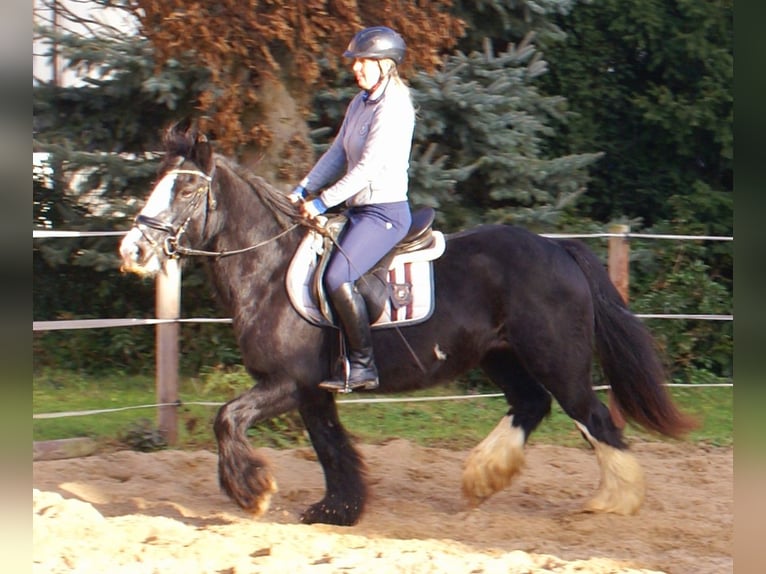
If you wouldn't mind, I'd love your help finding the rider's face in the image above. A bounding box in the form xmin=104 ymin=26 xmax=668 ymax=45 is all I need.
xmin=352 ymin=58 xmax=382 ymax=91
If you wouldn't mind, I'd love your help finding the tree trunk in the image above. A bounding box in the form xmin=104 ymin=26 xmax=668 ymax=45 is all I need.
xmin=239 ymin=74 xmax=315 ymax=189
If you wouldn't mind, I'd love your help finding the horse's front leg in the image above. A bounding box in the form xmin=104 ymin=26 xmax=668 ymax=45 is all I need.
xmin=213 ymin=380 xmax=299 ymax=516
xmin=297 ymin=387 xmax=367 ymax=526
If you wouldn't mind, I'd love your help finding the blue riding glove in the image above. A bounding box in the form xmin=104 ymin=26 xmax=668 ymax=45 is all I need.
xmin=302 ymin=196 xmax=328 ymax=219
xmin=288 ymin=185 xmax=307 ymax=205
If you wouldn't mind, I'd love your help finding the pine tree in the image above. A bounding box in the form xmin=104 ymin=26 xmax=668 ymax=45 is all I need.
xmin=541 ymin=0 xmax=733 ymax=229
xmin=452 ymin=0 xmax=580 ymax=50
xmin=33 ymin=1 xmax=210 ymax=372
xmin=409 ymin=36 xmax=602 ymax=230
xmin=34 ymin=1 xmax=207 ymax=267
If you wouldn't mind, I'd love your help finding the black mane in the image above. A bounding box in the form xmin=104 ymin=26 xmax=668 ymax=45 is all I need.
xmin=214 ymin=155 xmax=297 ymax=228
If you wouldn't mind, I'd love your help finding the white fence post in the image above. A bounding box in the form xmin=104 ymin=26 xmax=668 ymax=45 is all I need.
xmin=155 ymin=258 xmax=180 ymax=444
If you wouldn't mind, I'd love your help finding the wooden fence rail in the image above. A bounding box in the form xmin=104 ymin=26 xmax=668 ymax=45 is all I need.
xmin=34 ymin=225 xmax=734 ymax=445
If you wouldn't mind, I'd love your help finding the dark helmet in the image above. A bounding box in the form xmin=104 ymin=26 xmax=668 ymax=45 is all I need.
xmin=343 ymin=26 xmax=406 ymax=65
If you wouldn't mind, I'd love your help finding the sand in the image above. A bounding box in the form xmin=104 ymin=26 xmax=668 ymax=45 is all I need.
xmin=33 ymin=438 xmax=732 ymax=573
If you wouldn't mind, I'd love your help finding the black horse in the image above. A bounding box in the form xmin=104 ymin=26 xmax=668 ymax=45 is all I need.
xmin=119 ymin=120 xmax=694 ymax=526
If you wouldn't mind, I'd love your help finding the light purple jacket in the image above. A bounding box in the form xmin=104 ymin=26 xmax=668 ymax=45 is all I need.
xmin=301 ymin=81 xmax=415 ymax=208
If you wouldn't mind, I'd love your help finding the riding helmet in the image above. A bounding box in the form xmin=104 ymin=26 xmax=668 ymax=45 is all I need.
xmin=343 ymin=26 xmax=406 ymax=65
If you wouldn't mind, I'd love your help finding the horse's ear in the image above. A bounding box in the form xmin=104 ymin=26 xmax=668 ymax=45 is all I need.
xmin=192 ymin=132 xmax=215 ymax=174
xmin=164 ymin=117 xmax=197 ymax=150
xmin=172 ymin=117 xmax=195 ymax=138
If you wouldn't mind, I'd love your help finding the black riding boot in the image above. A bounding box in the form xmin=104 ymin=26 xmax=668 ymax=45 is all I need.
xmin=319 ymin=282 xmax=379 ymax=392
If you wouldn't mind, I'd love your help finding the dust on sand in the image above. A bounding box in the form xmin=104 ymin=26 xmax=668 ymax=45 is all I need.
xmin=33 ymin=439 xmax=732 ymax=573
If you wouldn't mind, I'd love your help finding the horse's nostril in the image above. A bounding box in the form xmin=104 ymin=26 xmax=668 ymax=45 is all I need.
xmin=119 ymin=244 xmax=136 ymax=264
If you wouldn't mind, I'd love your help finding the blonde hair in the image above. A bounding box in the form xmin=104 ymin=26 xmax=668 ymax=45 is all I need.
xmin=385 ymin=61 xmax=416 ymax=111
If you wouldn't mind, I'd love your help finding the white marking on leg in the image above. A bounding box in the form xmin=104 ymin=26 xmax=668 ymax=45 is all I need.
xmin=462 ymin=415 xmax=526 ymax=507
xmin=574 ymin=420 xmax=645 ymax=515
xmin=433 ymin=344 xmax=447 ymax=360
xmin=250 ymin=474 xmax=278 ymax=518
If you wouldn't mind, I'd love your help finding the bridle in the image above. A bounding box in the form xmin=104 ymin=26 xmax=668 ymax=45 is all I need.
xmin=134 ymin=165 xmax=299 ymax=258
xmin=134 ymin=168 xmax=213 ymax=256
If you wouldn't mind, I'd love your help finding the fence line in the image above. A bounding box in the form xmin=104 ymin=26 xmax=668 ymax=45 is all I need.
xmin=33 ymin=317 xmax=232 ymax=331
xmin=33 ymin=230 xmax=126 ymax=238
xmin=34 ymin=229 xmax=735 ymax=241
xmin=32 ymin=382 xmax=734 ymax=420
xmin=32 ymin=228 xmax=734 ymax=332
xmin=32 ymin=312 xmax=732 ymax=332
xmin=33 ymin=227 xmax=734 ymax=437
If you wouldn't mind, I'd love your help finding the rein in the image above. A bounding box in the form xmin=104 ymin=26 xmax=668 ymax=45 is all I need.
xmin=171 ymin=225 xmax=298 ymax=258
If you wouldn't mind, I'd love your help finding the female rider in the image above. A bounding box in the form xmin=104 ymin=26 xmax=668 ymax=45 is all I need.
xmin=290 ymin=26 xmax=415 ymax=392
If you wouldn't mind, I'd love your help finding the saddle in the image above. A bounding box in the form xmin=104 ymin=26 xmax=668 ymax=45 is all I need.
xmin=285 ymin=207 xmax=446 ymax=329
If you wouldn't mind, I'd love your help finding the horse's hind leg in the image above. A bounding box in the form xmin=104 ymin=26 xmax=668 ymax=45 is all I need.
xmin=297 ymin=387 xmax=367 ymax=526
xmin=552 ymin=380 xmax=645 ymax=515
xmin=214 ymin=380 xmax=299 ymax=516
xmin=462 ymin=349 xmax=552 ymax=507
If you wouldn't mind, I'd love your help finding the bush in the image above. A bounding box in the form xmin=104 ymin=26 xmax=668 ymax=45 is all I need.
xmin=631 ymin=239 xmax=732 ymax=382
xmin=119 ymin=419 xmax=168 ymax=452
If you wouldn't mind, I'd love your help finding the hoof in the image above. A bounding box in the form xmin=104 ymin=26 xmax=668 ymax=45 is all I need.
xmin=581 ymin=448 xmax=645 ymax=516
xmin=219 ymin=458 xmax=278 ymax=517
xmin=582 ymin=485 xmax=643 ymax=516
xmin=242 ymin=475 xmax=278 ymax=517
xmin=300 ymin=497 xmax=363 ymax=526
xmin=575 ymin=421 xmax=645 ymax=516
xmin=462 ymin=415 xmax=526 ymax=507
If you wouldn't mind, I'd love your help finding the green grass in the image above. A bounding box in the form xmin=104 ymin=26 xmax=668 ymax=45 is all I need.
xmin=33 ymin=369 xmax=218 ymax=450
xmin=33 ymin=368 xmax=733 ymax=452
xmin=341 ymin=383 xmax=733 ymax=449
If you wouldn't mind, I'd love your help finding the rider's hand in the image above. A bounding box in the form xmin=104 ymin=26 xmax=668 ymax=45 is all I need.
xmin=301 ymin=197 xmax=328 ymax=220
xmin=288 ymin=185 xmax=307 ymax=205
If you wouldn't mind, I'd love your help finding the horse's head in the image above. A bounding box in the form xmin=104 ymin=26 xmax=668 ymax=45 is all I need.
xmin=119 ymin=119 xmax=217 ymax=277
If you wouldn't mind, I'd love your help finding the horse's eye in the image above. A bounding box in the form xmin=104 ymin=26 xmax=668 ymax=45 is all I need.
xmin=178 ymin=185 xmax=196 ymax=198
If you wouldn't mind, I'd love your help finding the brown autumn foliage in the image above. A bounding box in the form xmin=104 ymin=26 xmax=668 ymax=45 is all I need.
xmin=129 ymin=1 xmax=464 ymax=181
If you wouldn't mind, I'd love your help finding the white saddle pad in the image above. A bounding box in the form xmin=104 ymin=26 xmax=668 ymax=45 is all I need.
xmin=285 ymin=230 xmax=446 ymax=329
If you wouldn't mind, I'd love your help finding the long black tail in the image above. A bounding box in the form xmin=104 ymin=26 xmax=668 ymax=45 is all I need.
xmin=559 ymin=239 xmax=697 ymax=439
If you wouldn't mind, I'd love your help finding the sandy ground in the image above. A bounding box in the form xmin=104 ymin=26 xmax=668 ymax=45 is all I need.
xmin=33 ymin=438 xmax=732 ymax=573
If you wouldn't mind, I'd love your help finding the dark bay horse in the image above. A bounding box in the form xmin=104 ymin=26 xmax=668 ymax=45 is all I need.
xmin=119 ymin=120 xmax=695 ymax=526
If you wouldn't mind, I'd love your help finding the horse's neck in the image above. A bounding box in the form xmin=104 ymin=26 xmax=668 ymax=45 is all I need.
xmin=206 ymin=169 xmax=300 ymax=321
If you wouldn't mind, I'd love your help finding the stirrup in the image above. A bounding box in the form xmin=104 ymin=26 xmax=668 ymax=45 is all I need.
xmin=318 ymin=378 xmax=371 ymax=393
xmin=319 ymin=348 xmax=354 ymax=393
xmin=319 ymin=376 xmax=378 ymax=393
xmin=318 ymin=353 xmax=378 ymax=393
